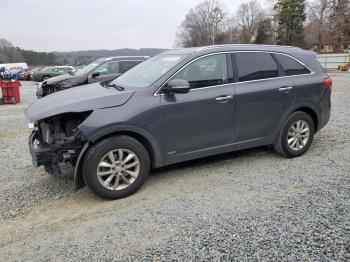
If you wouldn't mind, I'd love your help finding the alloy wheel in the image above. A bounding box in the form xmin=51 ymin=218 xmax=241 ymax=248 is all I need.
xmin=96 ymin=149 xmax=140 ymax=190
xmin=287 ymin=120 xmax=310 ymax=151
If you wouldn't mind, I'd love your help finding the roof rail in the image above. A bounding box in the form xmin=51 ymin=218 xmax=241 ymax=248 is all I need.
xmin=105 ymin=56 xmax=150 ymax=60
xmin=196 ymin=44 xmax=302 ymax=52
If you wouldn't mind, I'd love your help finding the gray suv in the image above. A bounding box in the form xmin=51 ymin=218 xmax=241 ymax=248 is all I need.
xmin=26 ymin=45 xmax=332 ymax=199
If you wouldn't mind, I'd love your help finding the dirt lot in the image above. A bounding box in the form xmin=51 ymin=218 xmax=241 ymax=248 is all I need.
xmin=0 ymin=74 xmax=349 ymax=261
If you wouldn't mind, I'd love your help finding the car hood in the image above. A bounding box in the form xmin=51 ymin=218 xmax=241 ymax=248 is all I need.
xmin=42 ymin=74 xmax=87 ymax=88
xmin=26 ymin=83 xmax=135 ymax=122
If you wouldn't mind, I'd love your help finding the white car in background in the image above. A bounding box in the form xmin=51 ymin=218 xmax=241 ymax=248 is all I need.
xmin=0 ymin=62 xmax=28 ymax=80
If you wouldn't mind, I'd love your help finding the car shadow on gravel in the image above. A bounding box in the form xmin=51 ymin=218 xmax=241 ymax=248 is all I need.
xmin=0 ymin=145 xmax=279 ymax=220
xmin=150 ymin=145 xmax=276 ymax=177
xmin=44 ymin=145 xmax=276 ymax=183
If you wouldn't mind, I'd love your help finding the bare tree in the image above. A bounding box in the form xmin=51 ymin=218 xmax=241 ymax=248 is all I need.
xmin=175 ymin=0 xmax=227 ymax=47
xmin=223 ymin=16 xmax=241 ymax=43
xmin=207 ymin=5 xmax=225 ymax=44
xmin=308 ymin=0 xmax=332 ymax=46
xmin=328 ymin=0 xmax=350 ymax=47
xmin=236 ymin=0 xmax=265 ymax=43
xmin=175 ymin=0 xmax=349 ymax=49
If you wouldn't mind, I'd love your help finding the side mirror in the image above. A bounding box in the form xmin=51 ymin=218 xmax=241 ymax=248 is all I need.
xmin=91 ymin=72 xmax=100 ymax=78
xmin=162 ymin=79 xmax=190 ymax=94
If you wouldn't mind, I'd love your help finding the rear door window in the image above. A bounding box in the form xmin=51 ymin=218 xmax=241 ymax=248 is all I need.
xmin=172 ymin=54 xmax=228 ymax=89
xmin=275 ymin=53 xmax=311 ymax=76
xmin=235 ymin=52 xmax=279 ymax=82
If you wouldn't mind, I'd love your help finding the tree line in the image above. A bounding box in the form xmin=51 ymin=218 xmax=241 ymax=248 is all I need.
xmin=0 ymin=46 xmax=59 ymax=65
xmin=175 ymin=0 xmax=350 ymax=51
xmin=0 ymin=43 xmax=167 ymax=66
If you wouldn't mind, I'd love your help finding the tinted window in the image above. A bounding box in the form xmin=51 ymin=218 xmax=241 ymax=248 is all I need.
xmin=235 ymin=53 xmax=279 ymax=82
xmin=275 ymin=54 xmax=310 ymax=76
xmin=119 ymin=61 xmax=142 ymax=74
xmin=57 ymin=68 xmax=70 ymax=73
xmin=173 ymin=54 xmax=228 ymax=89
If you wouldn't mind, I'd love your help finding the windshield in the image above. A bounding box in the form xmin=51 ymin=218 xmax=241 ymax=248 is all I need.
xmin=74 ymin=58 xmax=104 ymax=76
xmin=110 ymin=54 xmax=187 ymax=89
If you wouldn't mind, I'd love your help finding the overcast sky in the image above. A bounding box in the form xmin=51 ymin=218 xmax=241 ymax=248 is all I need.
xmin=1 ymin=0 xmax=250 ymax=52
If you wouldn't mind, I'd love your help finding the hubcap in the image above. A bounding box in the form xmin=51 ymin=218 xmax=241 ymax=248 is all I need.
xmin=97 ymin=149 xmax=140 ymax=190
xmin=287 ymin=120 xmax=310 ymax=151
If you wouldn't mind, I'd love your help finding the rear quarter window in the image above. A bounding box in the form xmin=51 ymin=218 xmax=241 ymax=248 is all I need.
xmin=275 ymin=53 xmax=311 ymax=76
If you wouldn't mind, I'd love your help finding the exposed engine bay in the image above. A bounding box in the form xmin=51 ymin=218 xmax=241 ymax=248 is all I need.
xmin=29 ymin=112 xmax=91 ymax=175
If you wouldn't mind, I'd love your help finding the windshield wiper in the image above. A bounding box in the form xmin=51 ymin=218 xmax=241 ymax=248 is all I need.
xmin=106 ymin=83 xmax=125 ymax=91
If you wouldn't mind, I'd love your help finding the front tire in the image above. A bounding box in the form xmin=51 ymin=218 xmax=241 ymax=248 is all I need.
xmin=274 ymin=111 xmax=315 ymax=158
xmin=83 ymin=136 xmax=150 ymax=200
xmin=41 ymin=75 xmax=50 ymax=81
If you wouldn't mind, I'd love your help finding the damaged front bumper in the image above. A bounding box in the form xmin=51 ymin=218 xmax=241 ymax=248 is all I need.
xmin=29 ymin=131 xmax=52 ymax=168
xmin=28 ymin=127 xmax=83 ymax=176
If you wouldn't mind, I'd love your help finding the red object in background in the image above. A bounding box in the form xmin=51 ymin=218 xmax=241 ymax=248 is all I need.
xmin=0 ymin=80 xmax=21 ymax=104
xmin=20 ymin=70 xmax=31 ymax=81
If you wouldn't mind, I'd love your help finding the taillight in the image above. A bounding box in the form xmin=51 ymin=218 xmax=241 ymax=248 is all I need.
xmin=323 ymin=78 xmax=332 ymax=90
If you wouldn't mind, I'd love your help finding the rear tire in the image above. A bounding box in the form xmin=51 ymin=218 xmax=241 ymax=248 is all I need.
xmin=83 ymin=135 xmax=150 ymax=200
xmin=274 ymin=111 xmax=315 ymax=158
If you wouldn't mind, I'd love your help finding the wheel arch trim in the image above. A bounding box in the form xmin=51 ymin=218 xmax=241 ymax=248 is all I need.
xmin=277 ymin=103 xmax=320 ymax=137
xmin=74 ymin=125 xmax=164 ymax=190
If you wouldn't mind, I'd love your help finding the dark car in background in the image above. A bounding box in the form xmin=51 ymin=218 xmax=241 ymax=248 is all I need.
xmin=20 ymin=68 xmax=40 ymax=81
xmin=36 ymin=56 xmax=149 ymax=97
xmin=19 ymin=69 xmax=32 ymax=81
xmin=26 ymin=45 xmax=331 ymax=200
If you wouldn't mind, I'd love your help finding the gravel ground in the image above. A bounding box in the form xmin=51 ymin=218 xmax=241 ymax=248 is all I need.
xmin=0 ymin=74 xmax=349 ymax=261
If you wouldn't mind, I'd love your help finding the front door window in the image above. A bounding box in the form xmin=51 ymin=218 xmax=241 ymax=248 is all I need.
xmin=172 ymin=54 xmax=228 ymax=89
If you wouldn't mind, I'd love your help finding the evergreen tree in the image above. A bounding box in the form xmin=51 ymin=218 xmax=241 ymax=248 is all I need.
xmin=255 ymin=18 xmax=274 ymax=44
xmin=21 ymin=49 xmax=58 ymax=65
xmin=273 ymin=0 xmax=306 ymax=47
